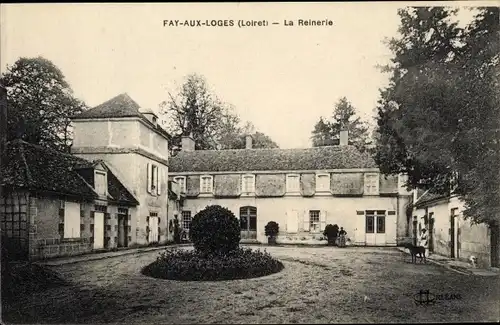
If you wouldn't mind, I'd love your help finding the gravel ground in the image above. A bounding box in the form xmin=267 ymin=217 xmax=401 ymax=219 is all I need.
xmin=2 ymin=246 xmax=499 ymax=324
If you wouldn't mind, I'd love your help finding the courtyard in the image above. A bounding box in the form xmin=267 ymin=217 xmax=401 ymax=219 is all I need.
xmin=2 ymin=245 xmax=499 ymax=324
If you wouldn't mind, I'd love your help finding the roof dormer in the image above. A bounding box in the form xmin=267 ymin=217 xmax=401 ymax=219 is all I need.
xmin=141 ymin=108 xmax=158 ymax=127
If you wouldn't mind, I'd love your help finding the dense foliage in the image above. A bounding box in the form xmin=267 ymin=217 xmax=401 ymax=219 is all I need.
xmin=323 ymin=224 xmax=339 ymax=245
xmin=374 ymin=7 xmax=500 ymax=225
xmin=264 ymin=221 xmax=280 ymax=237
xmin=1 ymin=57 xmax=87 ymax=152
xmin=189 ymin=205 xmax=241 ymax=254
xmin=143 ymin=248 xmax=284 ymax=281
xmin=311 ymin=97 xmax=370 ymax=151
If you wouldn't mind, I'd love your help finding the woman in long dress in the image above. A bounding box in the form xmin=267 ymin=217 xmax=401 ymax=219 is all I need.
xmin=338 ymin=227 xmax=347 ymax=248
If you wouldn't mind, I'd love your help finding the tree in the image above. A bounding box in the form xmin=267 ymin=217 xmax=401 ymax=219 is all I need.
xmin=161 ymin=74 xmax=279 ymax=151
xmin=311 ymin=97 xmax=370 ymax=151
xmin=160 ymin=73 xmax=223 ymax=150
xmin=218 ymin=120 xmax=279 ymax=149
xmin=374 ymin=7 xmax=500 ymax=225
xmin=1 ymin=57 xmax=87 ymax=152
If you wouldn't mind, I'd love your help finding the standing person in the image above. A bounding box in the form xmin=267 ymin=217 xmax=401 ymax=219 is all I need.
xmin=339 ymin=227 xmax=347 ymax=248
xmin=419 ymin=228 xmax=428 ymax=257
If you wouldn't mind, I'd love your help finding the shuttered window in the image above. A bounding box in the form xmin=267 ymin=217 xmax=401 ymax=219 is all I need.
xmin=241 ymin=174 xmax=255 ymax=193
xmin=316 ymin=174 xmax=330 ymax=191
xmin=174 ymin=176 xmax=186 ymax=193
xmin=147 ymin=163 xmax=161 ymax=195
xmin=94 ymin=171 xmax=107 ymax=196
xmin=286 ymin=174 xmax=300 ymax=193
xmin=364 ymin=173 xmax=379 ymax=195
xmin=200 ymin=175 xmax=213 ymax=193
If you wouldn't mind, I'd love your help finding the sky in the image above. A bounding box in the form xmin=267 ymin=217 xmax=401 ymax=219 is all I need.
xmin=0 ymin=2 xmax=483 ymax=149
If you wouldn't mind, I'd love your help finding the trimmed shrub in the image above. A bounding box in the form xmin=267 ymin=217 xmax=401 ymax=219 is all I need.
xmin=142 ymin=247 xmax=284 ymax=281
xmin=265 ymin=221 xmax=279 ymax=237
xmin=189 ymin=205 xmax=241 ymax=254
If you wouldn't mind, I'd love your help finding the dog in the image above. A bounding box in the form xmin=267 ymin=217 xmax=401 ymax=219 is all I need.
xmin=469 ymin=255 xmax=478 ymax=268
xmin=403 ymin=243 xmax=426 ymax=264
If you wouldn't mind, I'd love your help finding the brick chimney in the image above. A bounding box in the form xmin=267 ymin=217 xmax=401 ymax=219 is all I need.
xmin=339 ymin=130 xmax=348 ymax=146
xmin=181 ymin=133 xmax=195 ymax=152
xmin=245 ymin=134 xmax=253 ymax=149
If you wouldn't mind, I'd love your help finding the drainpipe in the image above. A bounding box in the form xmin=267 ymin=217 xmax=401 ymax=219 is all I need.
xmin=396 ymin=194 xmax=400 ymax=245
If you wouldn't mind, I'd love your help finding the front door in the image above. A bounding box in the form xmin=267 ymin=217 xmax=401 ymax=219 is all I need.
xmin=240 ymin=206 xmax=257 ymax=240
xmin=93 ymin=212 xmax=104 ymax=250
xmin=365 ymin=211 xmax=386 ymax=246
xmin=117 ymin=211 xmax=128 ymax=248
xmin=148 ymin=216 xmax=159 ymax=244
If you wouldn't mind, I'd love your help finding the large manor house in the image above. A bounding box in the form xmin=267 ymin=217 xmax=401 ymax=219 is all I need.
xmin=1 ymin=92 xmax=497 ymax=268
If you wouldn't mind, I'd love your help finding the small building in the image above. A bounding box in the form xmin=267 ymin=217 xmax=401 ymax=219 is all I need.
xmin=0 ymin=140 xmax=138 ymax=261
xmin=71 ymin=93 xmax=171 ymax=246
xmin=412 ymin=190 xmax=500 ymax=268
xmin=169 ymin=132 xmax=412 ymax=246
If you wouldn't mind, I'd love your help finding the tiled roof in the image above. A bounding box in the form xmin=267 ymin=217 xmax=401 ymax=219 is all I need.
xmin=72 ymin=93 xmax=171 ymax=139
xmin=73 ymin=93 xmax=143 ymax=119
xmin=1 ymin=140 xmax=138 ymax=205
xmin=1 ymin=140 xmax=97 ymax=198
xmin=107 ymin=170 xmax=139 ymax=205
xmin=416 ymin=190 xmax=448 ymax=206
xmin=169 ymin=145 xmax=378 ymax=173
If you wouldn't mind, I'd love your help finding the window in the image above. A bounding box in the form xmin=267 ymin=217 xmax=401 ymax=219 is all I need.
xmin=94 ymin=171 xmax=107 ymax=196
xmin=309 ymin=210 xmax=320 ymax=232
xmin=364 ymin=173 xmax=379 ymax=195
xmin=316 ymin=174 xmax=330 ymax=191
xmin=63 ymin=201 xmax=81 ymax=239
xmin=174 ymin=176 xmax=186 ymax=193
xmin=366 ymin=215 xmax=375 ymax=233
xmin=147 ymin=163 xmax=161 ymax=195
xmin=200 ymin=175 xmax=213 ymax=193
xmin=181 ymin=211 xmax=192 ymax=230
xmin=365 ymin=210 xmax=385 ymax=234
xmin=241 ymin=174 xmax=255 ymax=193
xmin=286 ymin=174 xmax=300 ymax=193
xmin=377 ymin=216 xmax=386 ymax=233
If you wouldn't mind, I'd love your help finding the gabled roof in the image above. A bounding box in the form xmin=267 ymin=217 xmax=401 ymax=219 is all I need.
xmin=1 ymin=140 xmax=138 ymax=205
xmin=169 ymin=145 xmax=378 ymax=173
xmin=1 ymin=140 xmax=97 ymax=198
xmin=73 ymin=93 xmax=143 ymax=119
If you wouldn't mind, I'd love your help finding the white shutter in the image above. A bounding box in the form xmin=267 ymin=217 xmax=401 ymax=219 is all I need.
xmin=147 ymin=163 xmax=152 ymax=193
xmin=156 ymin=167 xmax=162 ymax=195
xmin=288 ymin=210 xmax=298 ymax=233
xmin=303 ymin=210 xmax=310 ymax=231
xmin=320 ymin=210 xmax=327 ymax=231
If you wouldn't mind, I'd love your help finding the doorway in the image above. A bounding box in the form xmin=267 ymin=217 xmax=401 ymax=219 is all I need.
xmin=148 ymin=212 xmax=159 ymax=244
xmin=117 ymin=208 xmax=128 ymax=248
xmin=93 ymin=212 xmax=105 ymax=250
xmin=428 ymin=212 xmax=434 ymax=253
xmin=365 ymin=210 xmax=386 ymax=245
xmin=491 ymin=223 xmax=499 ymax=268
xmin=240 ymin=206 xmax=257 ymax=240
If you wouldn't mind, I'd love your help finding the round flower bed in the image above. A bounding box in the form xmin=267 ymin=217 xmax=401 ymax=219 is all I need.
xmin=142 ymin=247 xmax=284 ymax=281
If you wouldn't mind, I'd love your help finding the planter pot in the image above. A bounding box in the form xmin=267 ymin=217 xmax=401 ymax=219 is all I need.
xmin=326 ymin=237 xmax=338 ymax=246
xmin=268 ymin=236 xmax=277 ymax=245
